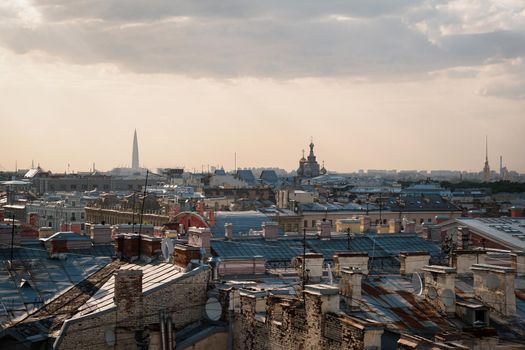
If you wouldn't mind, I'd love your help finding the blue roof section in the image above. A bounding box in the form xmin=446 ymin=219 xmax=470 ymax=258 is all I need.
xmin=260 ymin=170 xmax=278 ymax=184
xmin=210 ymin=211 xmax=282 ymax=237
xmin=306 ymin=236 xmax=388 ymax=259
xmin=211 ymin=234 xmax=442 ymax=263
xmin=235 ymin=170 xmax=256 ymax=183
xmin=211 ymin=239 xmax=309 ymax=262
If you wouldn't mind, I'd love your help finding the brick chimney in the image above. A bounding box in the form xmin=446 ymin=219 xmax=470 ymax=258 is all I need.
xmin=115 ymin=269 xmax=144 ymax=342
xmin=172 ymin=244 xmax=202 ymax=269
xmin=304 ymin=284 xmax=340 ymax=314
xmin=187 ymin=227 xmax=212 ymax=256
xmin=422 ymin=265 xmax=457 ymax=315
xmin=262 ymin=222 xmax=279 ymax=240
xmin=224 ymin=223 xmax=233 ymax=240
xmin=316 ymin=219 xmax=331 ymax=239
xmin=399 ymin=252 xmax=430 ymax=275
xmin=339 ymin=267 xmax=363 ymax=309
xmin=471 ymin=264 xmax=516 ymax=317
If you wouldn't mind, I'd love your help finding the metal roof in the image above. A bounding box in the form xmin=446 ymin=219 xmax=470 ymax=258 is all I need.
xmin=457 ymin=217 xmax=525 ymax=251
xmin=211 ymin=234 xmax=441 ymax=265
xmin=76 ymin=262 xmax=187 ymax=316
xmin=212 ymin=238 xmax=310 ymax=262
xmin=210 ymin=211 xmax=281 ymax=237
xmin=0 ymin=252 xmax=111 ymax=326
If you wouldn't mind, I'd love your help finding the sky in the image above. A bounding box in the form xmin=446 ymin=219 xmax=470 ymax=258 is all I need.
xmin=0 ymin=0 xmax=524 ymax=174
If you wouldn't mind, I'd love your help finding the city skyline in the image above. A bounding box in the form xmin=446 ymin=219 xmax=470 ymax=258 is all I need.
xmin=1 ymin=1 xmax=524 ymax=173
xmin=1 ymin=130 xmax=521 ymax=175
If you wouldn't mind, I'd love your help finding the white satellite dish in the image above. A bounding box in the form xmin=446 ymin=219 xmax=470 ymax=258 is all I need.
xmin=411 ymin=272 xmax=424 ymax=296
xmin=161 ymin=238 xmax=174 ymax=262
xmin=205 ymin=297 xmax=222 ymax=321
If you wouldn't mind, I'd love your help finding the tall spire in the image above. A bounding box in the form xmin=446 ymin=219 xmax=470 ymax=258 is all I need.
xmin=132 ymin=129 xmax=139 ymax=169
xmin=483 ymin=135 xmax=490 ymax=182
xmin=485 ymin=135 xmax=488 ymax=162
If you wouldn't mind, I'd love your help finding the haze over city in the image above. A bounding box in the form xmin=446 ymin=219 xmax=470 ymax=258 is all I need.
xmin=1 ymin=0 xmax=525 ymax=173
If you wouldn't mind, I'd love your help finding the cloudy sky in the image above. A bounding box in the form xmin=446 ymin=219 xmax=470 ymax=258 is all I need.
xmin=0 ymin=0 xmax=524 ymax=173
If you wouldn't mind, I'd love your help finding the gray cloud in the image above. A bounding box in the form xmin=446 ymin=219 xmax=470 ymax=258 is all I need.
xmin=0 ymin=0 xmax=524 ymax=98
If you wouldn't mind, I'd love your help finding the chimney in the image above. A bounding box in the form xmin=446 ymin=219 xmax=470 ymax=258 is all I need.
xmin=187 ymin=227 xmax=212 ymax=256
xmin=399 ymin=252 xmax=430 ymax=275
xmin=316 ymin=219 xmax=331 ymax=239
xmin=422 ymin=265 xmax=457 ymax=315
xmin=339 ymin=267 xmax=363 ymax=309
xmin=511 ymin=252 xmax=525 ymax=276
xmin=458 ymin=227 xmax=471 ymax=250
xmin=172 ymin=244 xmax=202 ymax=269
xmin=304 ymin=284 xmax=340 ymax=314
xmin=404 ymin=221 xmax=416 ymax=234
xmin=115 ymin=269 xmax=144 ymax=333
xmin=262 ymin=222 xmax=279 ymax=240
xmin=295 ymin=253 xmax=324 ymax=283
xmin=471 ymin=264 xmax=516 ymax=317
xmin=360 ymin=216 xmax=371 ymax=233
xmin=224 ymin=223 xmax=233 ymax=240
xmin=450 ymin=250 xmax=487 ymax=275
xmin=388 ymin=219 xmax=401 ymax=233
xmin=333 ymin=252 xmax=369 ymax=276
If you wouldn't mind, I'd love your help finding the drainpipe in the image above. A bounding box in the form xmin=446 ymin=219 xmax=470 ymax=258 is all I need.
xmin=167 ymin=314 xmax=174 ymax=350
xmin=159 ymin=310 xmax=166 ymax=350
xmin=227 ymin=292 xmax=234 ymax=350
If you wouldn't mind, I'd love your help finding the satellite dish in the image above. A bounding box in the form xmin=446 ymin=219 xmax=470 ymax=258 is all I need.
xmin=411 ymin=272 xmax=423 ymax=296
xmin=442 ymin=289 xmax=455 ymax=307
xmin=161 ymin=238 xmax=174 ymax=262
xmin=105 ymin=329 xmax=116 ymax=346
xmin=205 ymin=297 xmax=222 ymax=321
xmin=427 ymin=286 xmax=437 ymax=300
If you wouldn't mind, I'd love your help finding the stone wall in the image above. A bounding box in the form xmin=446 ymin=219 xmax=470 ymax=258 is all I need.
xmin=232 ymin=284 xmax=383 ymax=350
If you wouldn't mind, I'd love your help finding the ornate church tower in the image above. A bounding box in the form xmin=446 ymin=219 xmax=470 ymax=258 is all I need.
xmin=297 ymin=139 xmax=321 ymax=178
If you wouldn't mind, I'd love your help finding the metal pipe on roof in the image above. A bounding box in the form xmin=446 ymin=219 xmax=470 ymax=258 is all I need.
xmin=167 ymin=314 xmax=174 ymax=350
xmin=159 ymin=310 xmax=166 ymax=350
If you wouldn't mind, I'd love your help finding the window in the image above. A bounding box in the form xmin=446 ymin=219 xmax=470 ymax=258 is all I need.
xmin=103 ymin=184 xmax=109 ymax=190
xmin=70 ymin=184 xmax=77 ymax=190
xmin=311 ymin=220 xmax=316 ymax=228
xmin=427 ymin=218 xmax=432 ymax=223
xmin=82 ymin=184 xmax=88 ymax=190
xmin=81 ymin=213 xmax=85 ymax=219
xmin=304 ymin=220 xmax=308 ymax=228
xmin=128 ymin=184 xmax=133 ymax=190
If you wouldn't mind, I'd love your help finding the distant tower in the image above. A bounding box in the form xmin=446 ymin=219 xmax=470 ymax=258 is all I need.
xmin=132 ymin=129 xmax=139 ymax=169
xmin=483 ymin=136 xmax=490 ymax=182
